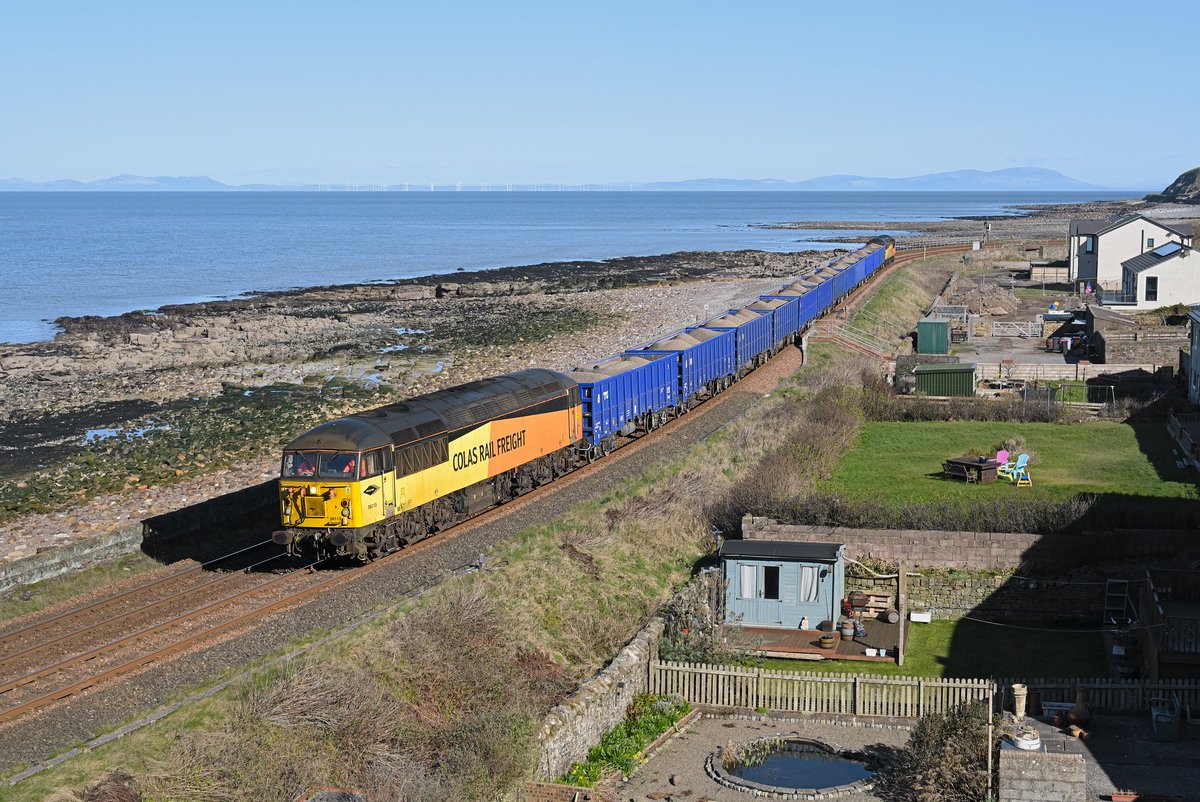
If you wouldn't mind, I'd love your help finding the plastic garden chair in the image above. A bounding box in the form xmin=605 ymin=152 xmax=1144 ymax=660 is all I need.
xmin=998 ymin=453 xmax=1026 ymax=481
xmin=1012 ymin=455 xmax=1033 ymax=487
xmin=994 ymin=449 xmax=1010 ymax=469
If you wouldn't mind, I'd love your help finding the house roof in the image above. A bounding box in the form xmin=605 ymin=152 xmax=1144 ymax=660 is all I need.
xmin=1069 ymin=219 xmax=1109 ymax=237
xmin=718 ymin=539 xmax=843 ymax=563
xmin=1121 ymin=243 xmax=1195 ymax=275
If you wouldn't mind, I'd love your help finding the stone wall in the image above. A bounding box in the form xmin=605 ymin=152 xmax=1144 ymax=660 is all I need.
xmin=742 ymin=516 xmax=1200 ymax=572
xmin=1095 ymin=330 xmax=1187 ymax=366
xmin=0 ymin=524 xmax=142 ymax=592
xmin=998 ymin=749 xmax=1087 ymax=802
xmin=847 ymin=572 xmax=1104 ymax=624
xmin=535 ymin=618 xmax=664 ymax=781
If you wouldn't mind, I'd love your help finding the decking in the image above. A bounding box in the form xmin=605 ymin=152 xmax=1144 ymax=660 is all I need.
xmin=732 ymin=617 xmax=907 ymax=663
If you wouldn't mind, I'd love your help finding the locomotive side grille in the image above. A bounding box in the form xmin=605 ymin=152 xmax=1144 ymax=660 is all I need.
xmin=303 ymin=496 xmax=327 ymax=519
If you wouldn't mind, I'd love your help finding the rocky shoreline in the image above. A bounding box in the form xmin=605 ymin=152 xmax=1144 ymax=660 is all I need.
xmin=0 ymin=248 xmax=833 ymax=563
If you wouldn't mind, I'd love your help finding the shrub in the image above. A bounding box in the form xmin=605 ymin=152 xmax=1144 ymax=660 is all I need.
xmin=873 ymin=702 xmax=995 ymax=802
xmin=559 ymin=694 xmax=690 ymax=785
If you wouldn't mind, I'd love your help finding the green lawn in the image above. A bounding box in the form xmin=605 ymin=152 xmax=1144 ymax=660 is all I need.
xmin=759 ymin=619 xmax=1107 ymax=679
xmin=824 ymin=421 xmax=1200 ymax=503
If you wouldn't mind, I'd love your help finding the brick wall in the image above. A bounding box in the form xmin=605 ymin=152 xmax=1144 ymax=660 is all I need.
xmin=998 ymin=749 xmax=1087 ymax=802
xmin=741 ymin=516 xmax=1200 ymax=572
xmin=535 ymin=619 xmax=663 ymax=781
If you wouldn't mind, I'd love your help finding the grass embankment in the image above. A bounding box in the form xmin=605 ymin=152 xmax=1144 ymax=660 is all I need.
xmin=16 ymin=346 xmax=858 ymax=802
xmin=825 ymin=421 xmax=1199 ymax=505
xmin=760 ymin=619 xmax=1106 ymax=679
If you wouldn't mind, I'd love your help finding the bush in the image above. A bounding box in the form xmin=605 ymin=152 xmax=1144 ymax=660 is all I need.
xmin=873 ymin=702 xmax=995 ymax=802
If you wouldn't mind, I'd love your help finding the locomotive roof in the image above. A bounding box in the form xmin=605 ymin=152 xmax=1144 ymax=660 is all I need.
xmin=283 ymin=368 xmax=576 ymax=452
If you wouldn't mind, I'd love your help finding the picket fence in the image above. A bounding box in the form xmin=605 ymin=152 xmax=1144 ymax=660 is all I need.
xmin=650 ymin=659 xmax=1200 ymax=718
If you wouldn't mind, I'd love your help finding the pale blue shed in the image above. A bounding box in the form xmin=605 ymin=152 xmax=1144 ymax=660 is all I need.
xmin=720 ymin=540 xmax=846 ymax=630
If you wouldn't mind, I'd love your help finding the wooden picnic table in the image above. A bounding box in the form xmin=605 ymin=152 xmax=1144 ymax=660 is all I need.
xmin=943 ymin=457 xmax=1001 ymax=483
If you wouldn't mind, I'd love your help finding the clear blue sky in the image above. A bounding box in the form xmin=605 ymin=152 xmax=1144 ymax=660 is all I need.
xmin=2 ymin=0 xmax=1195 ymax=188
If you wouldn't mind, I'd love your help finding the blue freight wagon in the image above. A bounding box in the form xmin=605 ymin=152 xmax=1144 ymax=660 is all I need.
xmin=634 ymin=326 xmax=736 ymax=403
xmin=764 ymin=280 xmax=821 ymax=330
xmin=570 ymin=352 xmax=678 ymax=453
xmin=702 ymin=309 xmax=774 ymax=373
xmin=745 ymin=297 xmax=799 ymax=348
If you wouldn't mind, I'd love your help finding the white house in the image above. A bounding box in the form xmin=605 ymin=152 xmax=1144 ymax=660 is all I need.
xmin=1111 ymin=242 xmax=1200 ymax=310
xmin=1068 ymin=215 xmax=1193 ymax=290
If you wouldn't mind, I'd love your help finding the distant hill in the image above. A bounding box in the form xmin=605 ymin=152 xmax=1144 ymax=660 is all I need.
xmin=0 ymin=167 xmax=1123 ymax=192
xmin=0 ymin=174 xmax=232 ymax=191
xmin=1144 ymin=166 xmax=1200 ymax=203
xmin=641 ymin=168 xmax=1112 ymax=192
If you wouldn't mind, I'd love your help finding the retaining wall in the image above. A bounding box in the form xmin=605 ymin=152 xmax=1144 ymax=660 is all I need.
xmin=0 ymin=480 xmax=278 ymax=592
xmin=847 ymin=572 xmax=1104 ymax=624
xmin=535 ymin=618 xmax=664 ymax=781
xmin=742 ymin=516 xmax=1200 ymax=571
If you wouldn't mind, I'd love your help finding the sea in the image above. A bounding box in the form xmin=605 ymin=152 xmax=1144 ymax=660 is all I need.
xmin=0 ymin=191 xmax=1138 ymax=344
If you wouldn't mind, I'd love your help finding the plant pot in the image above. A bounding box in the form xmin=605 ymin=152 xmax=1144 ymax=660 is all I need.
xmin=839 ymin=621 xmax=855 ymax=640
xmin=818 ymin=634 xmax=837 ymax=650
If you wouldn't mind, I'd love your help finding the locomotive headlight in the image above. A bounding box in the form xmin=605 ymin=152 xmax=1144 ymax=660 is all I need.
xmin=341 ymin=499 xmax=351 ymax=518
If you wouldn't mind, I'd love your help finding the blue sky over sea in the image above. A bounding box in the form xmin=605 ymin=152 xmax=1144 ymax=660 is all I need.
xmin=1 ymin=0 xmax=1196 ymax=188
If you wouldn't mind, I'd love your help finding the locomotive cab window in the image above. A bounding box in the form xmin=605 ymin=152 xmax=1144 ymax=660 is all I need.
xmin=320 ymin=451 xmax=361 ymax=479
xmin=282 ymin=450 xmax=320 ymax=478
xmin=359 ymin=448 xmax=386 ymax=479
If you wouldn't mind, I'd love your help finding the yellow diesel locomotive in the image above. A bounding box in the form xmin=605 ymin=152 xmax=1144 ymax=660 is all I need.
xmin=273 ymin=369 xmax=582 ymax=560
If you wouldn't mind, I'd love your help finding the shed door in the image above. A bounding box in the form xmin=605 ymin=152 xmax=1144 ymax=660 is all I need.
xmin=736 ymin=562 xmax=783 ymax=626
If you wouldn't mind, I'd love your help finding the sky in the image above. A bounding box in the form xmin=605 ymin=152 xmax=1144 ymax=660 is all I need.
xmin=1 ymin=1 xmax=1196 ymax=189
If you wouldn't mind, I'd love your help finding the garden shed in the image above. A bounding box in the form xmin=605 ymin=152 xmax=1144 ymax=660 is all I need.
xmin=719 ymin=540 xmax=845 ymax=630
xmin=914 ymin=362 xmax=977 ymax=397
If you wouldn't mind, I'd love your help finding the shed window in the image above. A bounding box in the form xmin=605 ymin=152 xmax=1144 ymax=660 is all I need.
xmin=1145 ymin=276 xmax=1158 ymax=303
xmin=738 ymin=564 xmax=781 ymax=601
xmin=799 ymin=565 xmax=819 ymax=603
xmin=738 ymin=565 xmax=757 ymax=600
xmin=1147 ymin=237 xmax=1155 ymax=249
xmin=762 ymin=566 xmax=780 ymax=601
xmin=1085 ymin=237 xmax=1095 ymax=254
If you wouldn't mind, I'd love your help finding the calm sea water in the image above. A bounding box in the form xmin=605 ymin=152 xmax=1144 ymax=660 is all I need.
xmin=0 ymin=191 xmax=1135 ymax=343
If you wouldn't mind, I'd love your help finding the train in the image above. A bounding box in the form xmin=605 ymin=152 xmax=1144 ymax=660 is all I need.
xmin=272 ymin=236 xmax=895 ymax=560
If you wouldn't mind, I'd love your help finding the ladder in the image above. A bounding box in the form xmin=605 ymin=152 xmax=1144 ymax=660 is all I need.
xmin=1103 ymin=579 xmax=1133 ymax=626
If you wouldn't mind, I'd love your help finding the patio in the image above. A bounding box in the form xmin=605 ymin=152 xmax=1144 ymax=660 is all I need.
xmin=732 ymin=617 xmax=908 ymax=664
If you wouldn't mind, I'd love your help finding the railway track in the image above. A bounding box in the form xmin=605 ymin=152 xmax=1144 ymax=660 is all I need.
xmin=0 ymin=245 xmax=961 ymax=727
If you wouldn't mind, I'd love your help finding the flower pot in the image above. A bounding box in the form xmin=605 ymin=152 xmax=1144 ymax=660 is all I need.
xmin=818 ymin=634 xmax=837 ymax=650
xmin=1012 ymin=684 xmax=1028 ymax=721
xmin=839 ymin=621 xmax=855 ymax=640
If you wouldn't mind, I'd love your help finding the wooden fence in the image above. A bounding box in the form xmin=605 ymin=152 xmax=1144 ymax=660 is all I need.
xmin=649 ymin=659 xmax=1200 ymax=718
xmin=649 ymin=660 xmax=991 ymax=718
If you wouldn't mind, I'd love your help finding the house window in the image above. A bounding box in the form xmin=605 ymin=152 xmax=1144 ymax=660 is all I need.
xmin=1145 ymin=276 xmax=1158 ymax=303
xmin=1085 ymin=237 xmax=1095 ymax=253
xmin=1147 ymin=238 xmax=1155 ymax=249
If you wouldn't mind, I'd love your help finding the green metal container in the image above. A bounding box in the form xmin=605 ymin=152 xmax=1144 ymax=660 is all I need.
xmin=914 ymin=362 xmax=976 ymax=397
xmin=917 ymin=316 xmax=950 ymax=354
